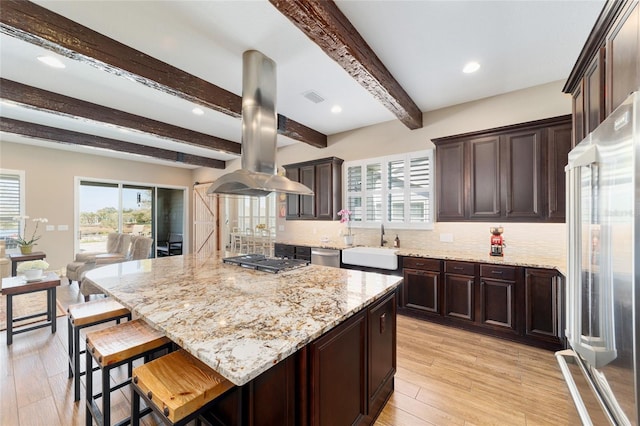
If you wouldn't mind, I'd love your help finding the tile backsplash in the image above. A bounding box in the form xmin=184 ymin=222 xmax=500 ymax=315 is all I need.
xmin=276 ymin=220 xmax=566 ymax=260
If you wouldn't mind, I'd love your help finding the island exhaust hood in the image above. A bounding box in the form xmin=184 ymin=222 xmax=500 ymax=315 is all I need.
xmin=207 ymin=50 xmax=314 ymax=197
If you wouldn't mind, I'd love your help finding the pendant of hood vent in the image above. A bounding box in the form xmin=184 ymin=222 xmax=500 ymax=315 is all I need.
xmin=207 ymin=50 xmax=314 ymax=197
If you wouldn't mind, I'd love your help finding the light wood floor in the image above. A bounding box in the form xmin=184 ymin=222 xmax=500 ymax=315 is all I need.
xmin=1 ymin=279 xmax=574 ymax=425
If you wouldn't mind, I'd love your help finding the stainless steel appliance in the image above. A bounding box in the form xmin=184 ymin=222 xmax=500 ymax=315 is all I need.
xmin=311 ymin=248 xmax=340 ymax=268
xmin=222 ymin=254 xmax=309 ymax=273
xmin=557 ymin=91 xmax=639 ymax=425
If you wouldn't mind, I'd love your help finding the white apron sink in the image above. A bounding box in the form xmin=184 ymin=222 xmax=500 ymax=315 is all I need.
xmin=341 ymin=247 xmax=398 ymax=270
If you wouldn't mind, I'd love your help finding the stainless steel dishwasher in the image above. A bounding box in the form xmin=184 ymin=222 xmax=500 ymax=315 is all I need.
xmin=311 ymin=248 xmax=341 ymax=268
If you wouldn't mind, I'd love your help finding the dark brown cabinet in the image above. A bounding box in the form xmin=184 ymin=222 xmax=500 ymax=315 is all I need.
xmin=434 ymin=115 xmax=571 ymax=223
xmin=310 ymin=310 xmax=367 ymax=426
xmin=525 ymin=268 xmax=563 ymax=348
xmin=606 ymin=1 xmax=639 ymax=115
xmin=546 ymin=123 xmax=572 ymax=220
xmin=284 ymin=157 xmax=343 ymax=221
xmin=478 ymin=265 xmax=518 ymax=335
xmin=273 ymin=243 xmax=310 ymax=261
xmin=436 ymin=141 xmax=466 ymax=220
xmin=367 ymin=292 xmax=396 ymax=421
xmin=309 ymin=290 xmax=396 ymax=426
xmin=402 ymin=257 xmax=442 ymax=316
xmin=401 ymin=256 xmax=563 ymax=350
xmin=444 ymin=261 xmax=475 ymax=322
xmin=565 ymin=0 xmax=639 ymax=144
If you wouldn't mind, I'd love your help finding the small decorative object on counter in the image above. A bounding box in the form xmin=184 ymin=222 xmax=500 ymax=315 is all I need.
xmin=490 ymin=226 xmax=505 ymax=256
xmin=394 ymin=234 xmax=400 ymax=248
xmin=338 ymin=209 xmax=354 ymax=246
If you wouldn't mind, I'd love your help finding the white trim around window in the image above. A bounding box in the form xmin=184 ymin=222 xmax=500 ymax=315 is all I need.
xmin=343 ymin=150 xmax=434 ymax=230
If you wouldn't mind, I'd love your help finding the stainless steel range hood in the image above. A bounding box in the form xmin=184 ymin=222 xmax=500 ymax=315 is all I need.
xmin=207 ymin=50 xmax=314 ymax=197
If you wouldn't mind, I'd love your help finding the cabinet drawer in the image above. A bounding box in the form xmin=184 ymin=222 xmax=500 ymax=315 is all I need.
xmin=444 ymin=261 xmax=475 ymax=276
xmin=480 ymin=264 xmax=517 ymax=281
xmin=403 ymin=257 xmax=441 ymax=271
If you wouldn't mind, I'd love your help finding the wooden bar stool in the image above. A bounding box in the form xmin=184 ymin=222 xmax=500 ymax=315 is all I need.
xmin=67 ymin=297 xmax=131 ymax=401
xmin=131 ymin=349 xmax=234 ymax=426
xmin=85 ymin=319 xmax=173 ymax=426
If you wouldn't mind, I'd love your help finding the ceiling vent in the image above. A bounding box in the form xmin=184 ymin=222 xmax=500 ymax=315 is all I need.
xmin=302 ymin=90 xmax=325 ymax=104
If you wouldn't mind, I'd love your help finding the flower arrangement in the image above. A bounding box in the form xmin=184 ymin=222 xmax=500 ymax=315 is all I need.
xmin=16 ymin=259 xmax=49 ymax=272
xmin=256 ymin=223 xmax=267 ymax=230
xmin=12 ymin=216 xmax=48 ymax=247
xmin=337 ymin=209 xmax=353 ymax=236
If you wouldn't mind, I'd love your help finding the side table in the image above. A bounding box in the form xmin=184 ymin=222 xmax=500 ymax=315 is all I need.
xmin=1 ymin=272 xmax=60 ymax=345
xmin=8 ymin=252 xmax=46 ymax=276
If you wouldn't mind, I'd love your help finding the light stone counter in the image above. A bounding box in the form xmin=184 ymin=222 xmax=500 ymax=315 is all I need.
xmin=83 ymin=253 xmax=402 ymax=386
xmin=396 ymin=247 xmax=566 ymax=276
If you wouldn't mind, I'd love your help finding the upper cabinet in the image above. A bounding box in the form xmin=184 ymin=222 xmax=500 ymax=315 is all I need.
xmin=284 ymin=157 xmax=343 ymax=221
xmin=564 ymin=0 xmax=640 ymax=145
xmin=434 ymin=116 xmax=572 ymax=223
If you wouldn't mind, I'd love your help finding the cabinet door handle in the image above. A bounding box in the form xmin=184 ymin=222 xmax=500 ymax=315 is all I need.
xmin=380 ymin=313 xmax=386 ymax=334
xmin=415 ymin=262 xmax=424 ymax=266
xmin=491 ymin=270 xmax=503 ymax=275
xmin=453 ymin=266 xmax=464 ymax=271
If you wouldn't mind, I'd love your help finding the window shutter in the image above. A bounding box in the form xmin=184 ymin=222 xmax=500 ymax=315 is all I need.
xmin=0 ymin=172 xmax=22 ymax=248
xmin=409 ymin=156 xmax=431 ymax=223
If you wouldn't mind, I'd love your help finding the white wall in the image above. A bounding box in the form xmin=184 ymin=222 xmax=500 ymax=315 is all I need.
xmin=0 ymin=141 xmax=193 ymax=271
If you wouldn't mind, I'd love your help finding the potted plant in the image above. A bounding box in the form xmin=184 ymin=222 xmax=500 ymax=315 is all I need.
xmin=16 ymin=259 xmax=49 ymax=281
xmin=338 ymin=209 xmax=354 ymax=246
xmin=12 ymin=216 xmax=48 ymax=254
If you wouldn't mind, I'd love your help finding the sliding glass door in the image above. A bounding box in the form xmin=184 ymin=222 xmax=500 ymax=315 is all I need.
xmin=77 ymin=179 xmax=185 ymax=256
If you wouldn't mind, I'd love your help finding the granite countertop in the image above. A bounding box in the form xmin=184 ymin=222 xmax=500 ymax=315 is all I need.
xmin=83 ymin=253 xmax=402 ymax=386
xmin=276 ymin=239 xmax=566 ymax=275
xmin=396 ymin=247 xmax=566 ymax=276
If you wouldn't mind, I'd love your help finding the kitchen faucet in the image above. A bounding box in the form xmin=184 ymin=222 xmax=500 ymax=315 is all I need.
xmin=380 ymin=224 xmax=387 ymax=247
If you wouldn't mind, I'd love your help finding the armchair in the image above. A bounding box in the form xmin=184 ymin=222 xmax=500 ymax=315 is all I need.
xmin=66 ymin=233 xmax=132 ymax=284
xmin=80 ymin=236 xmax=154 ymax=301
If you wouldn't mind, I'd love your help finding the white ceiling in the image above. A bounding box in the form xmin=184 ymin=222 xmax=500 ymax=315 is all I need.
xmin=0 ymin=0 xmax=605 ymax=169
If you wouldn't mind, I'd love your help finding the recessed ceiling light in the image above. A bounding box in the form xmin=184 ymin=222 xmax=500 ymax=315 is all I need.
xmin=37 ymin=55 xmax=66 ymax=69
xmin=331 ymin=105 xmax=342 ymax=114
xmin=463 ymin=61 xmax=480 ymax=74
xmin=192 ymin=107 xmax=205 ymax=116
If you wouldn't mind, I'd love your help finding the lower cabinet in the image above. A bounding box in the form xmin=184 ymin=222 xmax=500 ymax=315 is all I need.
xmin=478 ymin=265 xmax=518 ymax=335
xmin=402 ymin=257 xmax=442 ymax=315
xmin=525 ymin=268 xmax=563 ymax=347
xmin=309 ymin=291 xmax=396 ymax=426
xmin=274 ymin=243 xmax=311 ymax=261
xmin=310 ymin=310 xmax=367 ymax=426
xmin=401 ymin=256 xmax=563 ymax=350
xmin=444 ymin=261 xmax=476 ymax=322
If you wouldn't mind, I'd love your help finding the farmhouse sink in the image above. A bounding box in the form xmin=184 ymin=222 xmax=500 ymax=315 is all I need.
xmin=341 ymin=247 xmax=399 ymax=270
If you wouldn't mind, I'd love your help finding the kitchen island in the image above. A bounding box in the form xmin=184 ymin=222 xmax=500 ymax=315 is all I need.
xmin=84 ymin=252 xmax=402 ymax=425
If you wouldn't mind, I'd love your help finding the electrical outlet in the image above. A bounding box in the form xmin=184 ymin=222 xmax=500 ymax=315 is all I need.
xmin=46 ymin=225 xmax=55 ymax=231
xmin=440 ymin=233 xmax=454 ymax=243
xmin=58 ymin=224 xmax=69 ymax=231
xmin=278 ymin=225 xmax=285 ymax=232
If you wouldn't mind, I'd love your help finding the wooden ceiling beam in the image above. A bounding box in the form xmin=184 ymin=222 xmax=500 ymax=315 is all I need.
xmin=270 ymin=0 xmax=423 ymax=130
xmin=0 ymin=117 xmax=226 ymax=169
xmin=1 ymin=78 xmax=241 ymax=156
xmin=0 ymin=0 xmax=327 ymax=148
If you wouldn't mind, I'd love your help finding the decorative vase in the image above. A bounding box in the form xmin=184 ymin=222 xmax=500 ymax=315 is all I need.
xmin=19 ymin=244 xmax=33 ymax=254
xmin=343 ymin=235 xmax=354 ymax=246
xmin=23 ymin=268 xmax=43 ymax=280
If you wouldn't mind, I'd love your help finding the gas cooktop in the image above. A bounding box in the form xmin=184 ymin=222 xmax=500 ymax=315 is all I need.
xmin=222 ymin=254 xmax=310 ymax=273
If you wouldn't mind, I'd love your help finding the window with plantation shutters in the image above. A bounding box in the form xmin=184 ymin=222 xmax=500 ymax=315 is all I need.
xmin=343 ymin=150 xmax=434 ymax=229
xmin=0 ymin=170 xmax=25 ymax=248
